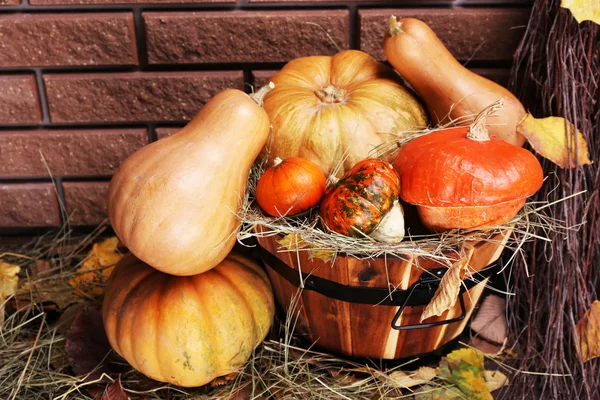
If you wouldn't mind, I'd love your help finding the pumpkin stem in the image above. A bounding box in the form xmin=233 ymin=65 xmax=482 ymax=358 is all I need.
xmin=273 ymin=157 xmax=283 ymax=167
xmin=315 ymin=85 xmax=347 ymax=104
xmin=467 ymin=98 xmax=505 ymax=141
xmin=250 ymin=81 xmax=275 ymax=106
xmin=388 ymin=16 xmax=404 ymax=36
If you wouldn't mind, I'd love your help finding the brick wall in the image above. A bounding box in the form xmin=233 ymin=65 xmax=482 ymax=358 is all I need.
xmin=0 ymin=0 xmax=531 ymax=233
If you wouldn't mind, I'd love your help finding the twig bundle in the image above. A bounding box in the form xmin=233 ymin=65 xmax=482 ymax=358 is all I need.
xmin=503 ymin=1 xmax=600 ymax=399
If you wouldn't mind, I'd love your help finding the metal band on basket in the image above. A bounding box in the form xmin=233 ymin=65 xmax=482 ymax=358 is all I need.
xmin=259 ymin=246 xmax=498 ymax=331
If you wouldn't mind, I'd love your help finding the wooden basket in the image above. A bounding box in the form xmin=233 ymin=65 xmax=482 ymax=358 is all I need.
xmin=257 ymin=229 xmax=511 ymax=360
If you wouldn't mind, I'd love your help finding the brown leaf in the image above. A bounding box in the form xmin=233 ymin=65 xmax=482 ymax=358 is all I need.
xmin=470 ymin=295 xmax=508 ymax=344
xmin=415 ymin=366 xmax=438 ymax=381
xmin=69 ymin=237 xmax=124 ymax=298
xmin=484 ymin=370 xmax=509 ymax=392
xmin=469 ymin=337 xmax=503 ymax=356
xmin=32 ymin=259 xmax=53 ymax=278
xmin=100 ymin=378 xmax=131 ymax=400
xmin=420 ymin=248 xmax=474 ymax=322
xmin=65 ymin=307 xmax=112 ymax=379
xmin=518 ymin=113 xmax=592 ymax=168
xmin=560 ymin=0 xmax=600 ymax=24
xmin=576 ymin=300 xmax=600 ymax=362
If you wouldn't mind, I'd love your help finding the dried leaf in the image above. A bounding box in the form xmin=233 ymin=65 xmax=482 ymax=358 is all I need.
xmin=470 ymin=295 xmax=508 ymax=344
xmin=420 ymin=248 xmax=474 ymax=322
xmin=415 ymin=385 xmax=463 ymax=399
xmin=0 ymin=262 xmax=20 ymax=302
xmin=388 ymin=370 xmax=430 ymax=388
xmin=575 ymin=300 xmax=600 ymax=362
xmin=100 ymin=378 xmax=130 ymax=400
xmin=446 ymin=348 xmax=485 ymax=370
xmin=469 ymin=336 xmax=504 ymax=356
xmin=437 ymin=348 xmax=492 ymax=400
xmin=277 ymin=233 xmax=335 ymax=262
xmin=484 ymin=370 xmax=509 ymax=392
xmin=277 ymin=233 xmax=306 ymax=250
xmin=415 ymin=366 xmax=438 ymax=381
xmin=65 ymin=307 xmax=113 ymax=379
xmin=561 ymin=0 xmax=600 ymax=24
xmin=17 ymin=279 xmax=84 ymax=311
xmin=518 ymin=113 xmax=592 ymax=168
xmin=69 ymin=237 xmax=123 ymax=298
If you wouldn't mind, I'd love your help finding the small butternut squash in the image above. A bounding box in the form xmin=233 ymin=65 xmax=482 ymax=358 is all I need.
xmin=383 ymin=16 xmax=527 ymax=146
xmin=107 ymin=87 xmax=271 ymax=276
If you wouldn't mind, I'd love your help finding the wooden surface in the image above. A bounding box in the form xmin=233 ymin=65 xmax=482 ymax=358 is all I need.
xmin=258 ymin=229 xmax=511 ymax=359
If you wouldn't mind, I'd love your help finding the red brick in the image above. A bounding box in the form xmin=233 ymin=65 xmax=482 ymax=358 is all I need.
xmin=0 ymin=129 xmax=146 ymax=178
xmin=252 ymin=70 xmax=279 ymax=91
xmin=44 ymin=71 xmax=243 ymax=123
xmin=0 ymin=13 xmax=137 ymax=68
xmin=0 ymin=183 xmax=61 ymax=227
xmin=144 ymin=10 xmax=349 ymax=65
xmin=359 ymin=8 xmax=530 ymax=62
xmin=0 ymin=0 xmax=20 ymax=5
xmin=155 ymin=127 xmax=181 ymax=140
xmin=32 ymin=0 xmax=231 ymax=4
xmin=0 ymin=75 xmax=41 ymax=124
xmin=63 ymin=181 xmax=109 ymax=226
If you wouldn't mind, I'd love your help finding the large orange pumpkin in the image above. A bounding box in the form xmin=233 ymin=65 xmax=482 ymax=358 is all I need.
xmin=102 ymin=252 xmax=275 ymax=387
xmin=262 ymin=50 xmax=428 ymax=177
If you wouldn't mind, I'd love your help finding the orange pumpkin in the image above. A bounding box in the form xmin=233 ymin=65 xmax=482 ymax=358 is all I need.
xmin=319 ymin=158 xmax=405 ymax=243
xmin=256 ymin=157 xmax=326 ymax=217
xmin=262 ymin=50 xmax=428 ymax=177
xmin=393 ymin=102 xmax=544 ymax=232
xmin=102 ymin=252 xmax=275 ymax=387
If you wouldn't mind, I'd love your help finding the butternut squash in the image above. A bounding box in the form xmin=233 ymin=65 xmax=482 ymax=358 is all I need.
xmin=383 ymin=16 xmax=526 ymax=146
xmin=107 ymin=87 xmax=272 ymax=276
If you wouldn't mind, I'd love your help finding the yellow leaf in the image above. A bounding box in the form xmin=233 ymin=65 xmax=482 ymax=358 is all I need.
xmin=484 ymin=370 xmax=509 ymax=392
xmin=420 ymin=248 xmax=474 ymax=322
xmin=0 ymin=262 xmax=21 ymax=302
xmin=451 ymin=363 xmax=492 ymax=400
xmin=439 ymin=348 xmax=492 ymax=400
xmin=68 ymin=237 xmax=123 ymax=298
xmin=575 ymin=300 xmax=600 ymax=362
xmin=518 ymin=113 xmax=592 ymax=168
xmin=277 ymin=233 xmax=306 ymax=251
xmin=561 ymin=0 xmax=600 ymax=24
xmin=277 ymin=233 xmax=336 ymax=262
xmin=447 ymin=348 xmax=485 ymax=371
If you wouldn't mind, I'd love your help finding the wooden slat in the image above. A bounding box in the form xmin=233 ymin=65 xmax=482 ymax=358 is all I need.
xmin=257 ymin=228 xmax=511 ymax=359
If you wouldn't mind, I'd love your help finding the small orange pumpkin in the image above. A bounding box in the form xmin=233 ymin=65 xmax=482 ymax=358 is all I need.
xmin=393 ymin=101 xmax=544 ymax=232
xmin=319 ymin=158 xmax=405 ymax=243
xmin=256 ymin=157 xmax=326 ymax=217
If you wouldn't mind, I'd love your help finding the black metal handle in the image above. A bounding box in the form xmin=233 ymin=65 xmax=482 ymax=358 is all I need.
xmin=390 ymin=278 xmax=467 ymax=330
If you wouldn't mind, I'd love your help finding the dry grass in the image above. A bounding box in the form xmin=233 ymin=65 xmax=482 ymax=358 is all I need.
xmin=0 ymin=120 xmax=582 ymax=400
